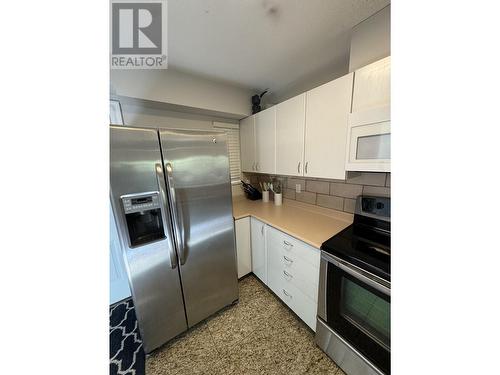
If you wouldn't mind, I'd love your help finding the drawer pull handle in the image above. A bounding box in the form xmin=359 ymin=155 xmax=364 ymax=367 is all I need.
xmin=283 ymin=240 xmax=293 ymax=249
xmin=283 ymin=270 xmax=293 ymax=279
xmin=283 ymin=256 xmax=293 ymax=264
xmin=282 ymin=289 xmax=292 ymax=298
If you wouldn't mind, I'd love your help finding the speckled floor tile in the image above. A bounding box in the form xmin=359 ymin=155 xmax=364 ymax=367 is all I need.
xmin=146 ymin=275 xmax=342 ymax=375
xmin=146 ymin=322 xmax=225 ymax=375
xmin=238 ymin=275 xmax=284 ymax=311
xmin=221 ymin=322 xmax=295 ymax=375
xmin=205 ymin=277 xmax=285 ymax=354
xmin=279 ymin=321 xmax=339 ymax=374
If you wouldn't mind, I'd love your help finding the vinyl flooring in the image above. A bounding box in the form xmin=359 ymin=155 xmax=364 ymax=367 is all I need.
xmin=146 ymin=274 xmax=345 ymax=375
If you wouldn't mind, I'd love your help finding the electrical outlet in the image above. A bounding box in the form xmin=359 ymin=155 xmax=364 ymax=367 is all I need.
xmin=295 ymin=184 xmax=301 ymax=193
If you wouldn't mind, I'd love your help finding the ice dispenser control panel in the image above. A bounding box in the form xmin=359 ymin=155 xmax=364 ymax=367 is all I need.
xmin=122 ymin=193 xmax=161 ymax=214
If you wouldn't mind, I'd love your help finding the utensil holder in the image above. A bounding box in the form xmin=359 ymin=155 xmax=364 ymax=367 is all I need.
xmin=262 ymin=191 xmax=269 ymax=202
xmin=274 ymin=193 xmax=282 ymax=206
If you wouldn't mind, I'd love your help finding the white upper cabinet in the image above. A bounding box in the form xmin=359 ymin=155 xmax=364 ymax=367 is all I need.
xmin=304 ymin=73 xmax=354 ymax=180
xmin=276 ymin=94 xmax=306 ymax=176
xmin=239 ymin=115 xmax=256 ymax=173
xmin=346 ymin=56 xmax=391 ymax=172
xmin=351 ymin=56 xmax=391 ymax=113
xmin=254 ymin=106 xmax=276 ymax=174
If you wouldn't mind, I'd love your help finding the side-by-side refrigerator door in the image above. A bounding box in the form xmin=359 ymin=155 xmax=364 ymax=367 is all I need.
xmin=159 ymin=129 xmax=239 ymax=327
xmin=110 ymin=126 xmax=187 ymax=353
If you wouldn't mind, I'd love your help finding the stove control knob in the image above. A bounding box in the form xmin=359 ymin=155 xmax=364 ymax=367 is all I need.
xmin=362 ymin=198 xmax=374 ymax=211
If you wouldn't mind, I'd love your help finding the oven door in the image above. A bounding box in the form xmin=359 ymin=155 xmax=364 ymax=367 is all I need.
xmin=319 ymin=253 xmax=390 ymax=374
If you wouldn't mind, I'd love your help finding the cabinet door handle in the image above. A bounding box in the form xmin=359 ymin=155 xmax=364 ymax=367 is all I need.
xmin=283 ymin=255 xmax=293 ymax=264
xmin=261 ymin=225 xmax=264 ymax=235
xmin=305 ymin=162 xmax=308 ymax=174
xmin=282 ymin=289 xmax=292 ymax=298
xmin=283 ymin=240 xmax=293 ymax=250
xmin=283 ymin=270 xmax=293 ymax=279
xmin=297 ymin=162 xmax=301 ymax=174
xmin=256 ymin=162 xmax=259 ymax=171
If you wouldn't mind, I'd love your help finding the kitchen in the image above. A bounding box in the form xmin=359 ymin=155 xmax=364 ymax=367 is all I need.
xmin=3 ymin=1 xmax=498 ymax=375
xmin=110 ymin=2 xmax=390 ymax=374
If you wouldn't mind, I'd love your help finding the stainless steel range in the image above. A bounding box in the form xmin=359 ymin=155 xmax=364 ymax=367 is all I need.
xmin=316 ymin=196 xmax=390 ymax=375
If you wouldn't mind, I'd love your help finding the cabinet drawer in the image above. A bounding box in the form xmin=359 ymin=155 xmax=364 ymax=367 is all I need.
xmin=267 ymin=226 xmax=320 ymax=269
xmin=268 ymin=249 xmax=319 ymax=302
xmin=278 ymin=280 xmax=318 ymax=331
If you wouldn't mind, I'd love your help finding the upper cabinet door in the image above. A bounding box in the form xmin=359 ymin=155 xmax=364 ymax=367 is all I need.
xmin=304 ymin=73 xmax=354 ymax=180
xmin=276 ymin=94 xmax=306 ymax=176
xmin=346 ymin=57 xmax=391 ymax=173
xmin=255 ymin=107 xmax=276 ymax=174
xmin=239 ymin=115 xmax=256 ymax=173
xmin=351 ymin=56 xmax=391 ymax=113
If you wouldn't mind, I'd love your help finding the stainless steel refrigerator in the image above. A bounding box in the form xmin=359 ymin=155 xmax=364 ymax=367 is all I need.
xmin=110 ymin=125 xmax=239 ymax=353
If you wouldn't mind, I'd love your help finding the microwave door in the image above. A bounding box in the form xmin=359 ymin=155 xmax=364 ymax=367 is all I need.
xmin=346 ymin=114 xmax=391 ymax=173
xmin=159 ymin=129 xmax=238 ymax=327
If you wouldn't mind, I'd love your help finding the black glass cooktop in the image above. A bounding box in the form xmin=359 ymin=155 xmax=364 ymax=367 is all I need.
xmin=321 ymin=216 xmax=391 ymax=282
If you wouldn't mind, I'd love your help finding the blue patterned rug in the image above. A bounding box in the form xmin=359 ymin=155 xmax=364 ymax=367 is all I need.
xmin=109 ymin=298 xmax=145 ymax=375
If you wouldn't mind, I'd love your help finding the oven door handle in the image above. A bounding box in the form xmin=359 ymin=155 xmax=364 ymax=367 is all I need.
xmin=324 ymin=254 xmax=390 ymax=296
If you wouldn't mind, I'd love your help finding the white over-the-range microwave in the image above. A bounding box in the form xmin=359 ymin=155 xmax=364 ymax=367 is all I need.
xmin=345 ymin=105 xmax=391 ymax=173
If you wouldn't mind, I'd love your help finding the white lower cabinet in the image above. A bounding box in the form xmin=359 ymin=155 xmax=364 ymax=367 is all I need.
xmin=250 ymin=217 xmax=267 ymax=284
xmin=264 ymin=225 xmax=320 ymax=331
xmin=235 ymin=217 xmax=251 ymax=278
xmin=248 ymin=217 xmax=320 ymax=330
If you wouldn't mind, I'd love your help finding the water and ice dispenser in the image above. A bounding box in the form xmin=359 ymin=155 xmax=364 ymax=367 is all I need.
xmin=121 ymin=192 xmax=165 ymax=247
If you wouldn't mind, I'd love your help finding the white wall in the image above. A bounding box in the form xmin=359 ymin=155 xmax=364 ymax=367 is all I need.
xmin=349 ymin=5 xmax=391 ymax=72
xmin=111 ymin=68 xmax=254 ymax=118
xmin=265 ymin=5 xmax=390 ymax=104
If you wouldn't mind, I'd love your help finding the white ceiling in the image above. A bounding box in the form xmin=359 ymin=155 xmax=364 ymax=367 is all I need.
xmin=168 ymin=0 xmax=390 ymax=96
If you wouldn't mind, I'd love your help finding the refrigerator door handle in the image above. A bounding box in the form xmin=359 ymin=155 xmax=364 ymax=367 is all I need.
xmin=155 ymin=163 xmax=177 ymax=269
xmin=165 ymin=162 xmax=187 ymax=265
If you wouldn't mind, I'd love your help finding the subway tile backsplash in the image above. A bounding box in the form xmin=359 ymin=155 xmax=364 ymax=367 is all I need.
xmin=306 ymin=180 xmax=330 ymax=194
xmin=330 ymin=182 xmax=363 ymax=199
xmin=345 ymin=172 xmax=387 ymax=186
xmin=317 ymin=194 xmax=344 ymax=210
xmin=241 ymin=171 xmax=391 ymax=214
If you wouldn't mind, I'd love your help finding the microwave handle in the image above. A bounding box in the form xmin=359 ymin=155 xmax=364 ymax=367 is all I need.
xmin=155 ymin=163 xmax=177 ymax=269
